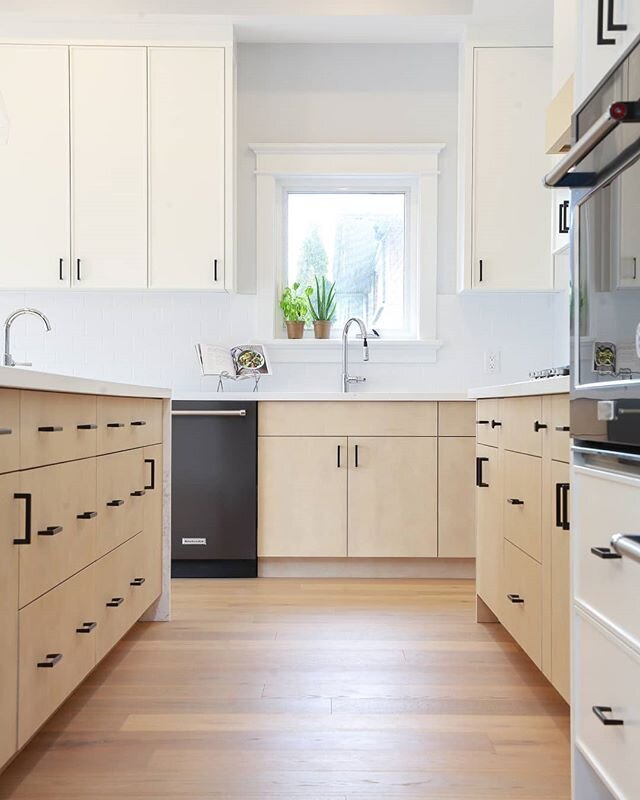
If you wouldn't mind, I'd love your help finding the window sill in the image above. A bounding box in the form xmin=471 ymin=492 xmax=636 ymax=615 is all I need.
xmin=264 ymin=338 xmax=443 ymax=364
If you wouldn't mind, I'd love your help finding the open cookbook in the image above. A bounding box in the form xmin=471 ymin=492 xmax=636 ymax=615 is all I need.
xmin=195 ymin=343 xmax=272 ymax=380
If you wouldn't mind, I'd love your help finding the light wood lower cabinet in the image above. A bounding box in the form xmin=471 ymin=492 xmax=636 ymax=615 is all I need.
xmin=0 ymin=390 xmax=20 ymax=474
xmin=438 ymin=437 xmax=476 ymax=558
xmin=475 ymin=444 xmax=502 ymax=616
xmin=502 ymin=539 xmax=543 ymax=668
xmin=503 ymin=450 xmax=542 ymax=562
xmin=550 ymin=460 xmax=570 ymax=703
xmin=97 ymin=449 xmax=145 ymax=557
xmin=0 ymin=610 xmax=17 ymax=768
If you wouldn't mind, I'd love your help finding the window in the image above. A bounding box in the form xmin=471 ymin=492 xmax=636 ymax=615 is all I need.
xmin=286 ymin=192 xmax=408 ymax=336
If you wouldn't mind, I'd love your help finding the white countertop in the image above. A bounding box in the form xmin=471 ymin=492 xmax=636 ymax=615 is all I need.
xmin=173 ymin=391 xmax=471 ymax=402
xmin=468 ymin=376 xmax=570 ymax=399
xmin=0 ymin=366 xmax=171 ymax=399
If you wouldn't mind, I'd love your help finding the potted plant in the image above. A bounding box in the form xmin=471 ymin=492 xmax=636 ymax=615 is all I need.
xmin=279 ymin=282 xmax=312 ymax=339
xmin=308 ymin=276 xmax=337 ymax=339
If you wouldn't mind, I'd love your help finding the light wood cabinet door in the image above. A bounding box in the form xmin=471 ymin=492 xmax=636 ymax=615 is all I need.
xmin=501 ymin=396 xmax=545 ymax=457
xmin=258 ymin=436 xmax=347 ymax=557
xmin=18 ymin=564 xmax=97 ymax=747
xmin=140 ymin=443 xmax=163 ymax=612
xmin=475 ymin=399 xmax=500 ymax=447
xmin=348 ymin=437 xmax=438 ymax=558
xmin=438 ymin=402 xmax=476 ymax=437
xmin=148 ymin=47 xmax=225 ymax=290
xmin=501 ymin=539 xmax=543 ymax=668
xmin=550 ymin=460 xmax=570 ymax=702
xmin=438 ymin=437 xmax=476 ymax=558
xmin=0 ymin=472 xmax=20 ymax=612
xmin=503 ymin=450 xmax=542 ymax=562
xmin=550 ymin=394 xmax=570 ymax=463
xmin=97 ymin=396 xmax=163 ymax=455
xmin=0 ymin=45 xmax=70 ymax=289
xmin=70 ymin=46 xmax=147 ymax=288
xmin=475 ymin=444 xmax=503 ymax=616
xmin=97 ymin=449 xmax=145 ymax=558
xmin=0 ymin=389 xmax=20 ymax=474
xmin=0 ymin=610 xmax=17 ymax=768
xmin=18 ymin=459 xmax=98 ymax=608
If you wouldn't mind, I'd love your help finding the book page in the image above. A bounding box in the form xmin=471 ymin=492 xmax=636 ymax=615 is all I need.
xmin=196 ymin=344 xmax=236 ymax=376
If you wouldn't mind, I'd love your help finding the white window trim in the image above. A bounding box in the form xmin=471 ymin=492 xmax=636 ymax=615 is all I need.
xmin=251 ymin=142 xmax=445 ymax=364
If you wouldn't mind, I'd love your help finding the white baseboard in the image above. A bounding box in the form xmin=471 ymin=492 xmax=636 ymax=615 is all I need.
xmin=258 ymin=557 xmax=475 ymax=579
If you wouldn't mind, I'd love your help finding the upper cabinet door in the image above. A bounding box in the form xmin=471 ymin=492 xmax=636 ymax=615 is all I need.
xmin=148 ymin=47 xmax=225 ymax=290
xmin=0 ymin=45 xmax=70 ymax=289
xmin=472 ymin=47 xmax=552 ymax=291
xmin=70 ymin=46 xmax=148 ymax=288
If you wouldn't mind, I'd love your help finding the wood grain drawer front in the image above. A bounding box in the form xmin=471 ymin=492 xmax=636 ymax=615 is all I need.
xmin=501 ymin=539 xmax=542 ymax=668
xmin=503 ymin=451 xmax=542 ymax=562
xmin=438 ymin=437 xmax=476 ymax=558
xmin=18 ymin=565 xmax=97 ymax=747
xmin=0 ymin=389 xmax=20 ymax=474
xmin=258 ymin=402 xmax=437 ymax=437
xmin=476 ymin=444 xmax=503 ymax=616
xmin=18 ymin=459 xmax=98 ymax=608
xmin=348 ymin=437 xmax=438 ymax=558
xmin=476 ymin=399 xmax=500 ymax=447
xmin=550 ymin=460 xmax=570 ymax=703
xmin=0 ymin=610 xmax=17 ymax=769
xmin=0 ymin=472 xmax=20 ymax=613
xmin=574 ymin=613 xmax=640 ymax=800
xmin=438 ymin=402 xmax=476 ymax=437
xmin=550 ymin=394 xmax=570 ymax=463
xmin=95 ymin=536 xmax=140 ymax=661
xmin=501 ymin=396 xmax=544 ymax=456
xmin=97 ymin=396 xmax=163 ymax=455
xmin=97 ymin=450 xmax=145 ymax=558
xmin=574 ymin=466 xmax=640 ymax=649
xmin=129 ymin=527 xmax=162 ymax=619
xmin=20 ymin=390 xmax=98 ymax=469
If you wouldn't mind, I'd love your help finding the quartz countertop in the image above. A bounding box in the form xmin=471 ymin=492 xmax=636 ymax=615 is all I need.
xmin=173 ymin=391 xmax=472 ymax=402
xmin=0 ymin=366 xmax=171 ymax=399
xmin=468 ymin=376 xmax=570 ymax=399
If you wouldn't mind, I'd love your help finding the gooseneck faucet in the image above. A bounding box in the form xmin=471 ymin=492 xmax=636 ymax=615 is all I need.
xmin=342 ymin=317 xmax=369 ymax=393
xmin=4 ymin=308 xmax=52 ymax=367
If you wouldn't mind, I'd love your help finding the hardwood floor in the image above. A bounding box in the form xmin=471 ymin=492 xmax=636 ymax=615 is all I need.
xmin=0 ymin=579 xmax=571 ymax=799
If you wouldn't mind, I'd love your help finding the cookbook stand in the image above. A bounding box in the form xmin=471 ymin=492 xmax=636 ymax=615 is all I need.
xmin=215 ymin=371 xmax=262 ymax=393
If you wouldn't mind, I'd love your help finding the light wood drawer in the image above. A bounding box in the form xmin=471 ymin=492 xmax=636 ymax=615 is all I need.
xmin=574 ymin=466 xmax=640 ymax=649
xmin=0 ymin=472 xmax=19 ymax=613
xmin=0 ymin=610 xmax=17 ymax=768
xmin=97 ymin=396 xmax=163 ymax=454
xmin=0 ymin=389 xmax=20 ymax=474
xmin=476 ymin=444 xmax=504 ymax=617
xmin=501 ymin=396 xmax=545 ymax=456
xmin=574 ymin=612 xmax=640 ymax=800
xmin=95 ymin=535 xmax=141 ymax=661
xmin=438 ymin=402 xmax=476 ymax=437
xmin=258 ymin=401 xmax=437 ymax=437
xmin=18 ymin=565 xmax=97 ymax=747
xmin=475 ymin=398 xmax=500 ymax=447
xmin=18 ymin=459 xmax=98 ymax=608
xmin=438 ymin=436 xmax=475 ymax=558
xmin=129 ymin=527 xmax=162 ymax=620
xmin=550 ymin=394 xmax=570 ymax=463
xmin=97 ymin=450 xmax=145 ymax=558
xmin=20 ymin=390 xmax=98 ymax=469
xmin=503 ymin=450 xmax=542 ymax=562
xmin=501 ymin=539 xmax=542 ymax=668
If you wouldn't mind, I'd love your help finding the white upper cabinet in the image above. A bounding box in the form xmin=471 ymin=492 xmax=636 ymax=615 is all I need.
xmin=469 ymin=47 xmax=553 ymax=291
xmin=70 ymin=46 xmax=148 ymax=288
xmin=0 ymin=45 xmax=70 ymax=289
xmin=148 ymin=47 xmax=225 ymax=290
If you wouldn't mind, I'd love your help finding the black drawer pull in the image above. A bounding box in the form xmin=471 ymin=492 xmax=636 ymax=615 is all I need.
xmin=506 ymin=593 xmax=525 ymax=604
xmin=107 ymin=499 xmax=125 ymax=507
xmin=130 ymin=420 xmax=147 ymax=427
xmin=555 ymin=482 xmax=570 ymax=531
xmin=0 ymin=427 xmax=12 ymax=435
xmin=592 ymin=705 xmax=624 ymax=726
xmin=555 ymin=425 xmax=570 ymax=432
xmin=591 ymin=546 xmax=622 ymax=559
xmin=534 ymin=420 xmax=548 ymax=432
xmin=130 ymin=577 xmax=146 ymax=587
xmin=38 ymin=525 xmax=63 ymax=536
xmin=13 ymin=493 xmax=32 ymax=545
xmin=476 ymin=420 xmax=490 ymax=425
xmin=130 ymin=490 xmax=146 ymax=497
xmin=76 ymin=621 xmax=97 ymax=634
xmin=77 ymin=511 xmax=97 ymax=520
xmin=37 ymin=653 xmax=62 ymax=668
xmin=507 ymin=498 xmax=524 ymax=505
xmin=476 ymin=456 xmax=489 ymax=488
xmin=38 ymin=426 xmax=63 ymax=433
xmin=77 ymin=423 xmax=97 ymax=430
xmin=106 ymin=597 xmax=124 ymax=607
xmin=144 ymin=458 xmax=156 ymax=490
xmin=491 ymin=420 xmax=502 ymax=428
xmin=107 ymin=422 xmax=125 ymax=428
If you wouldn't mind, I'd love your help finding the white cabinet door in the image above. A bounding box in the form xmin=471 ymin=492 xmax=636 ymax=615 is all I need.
xmin=472 ymin=47 xmax=553 ymax=290
xmin=70 ymin=46 xmax=147 ymax=288
xmin=148 ymin=47 xmax=225 ymax=290
xmin=0 ymin=45 xmax=70 ymax=288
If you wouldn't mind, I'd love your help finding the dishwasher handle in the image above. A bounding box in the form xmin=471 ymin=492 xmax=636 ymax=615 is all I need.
xmin=610 ymin=533 xmax=640 ymax=565
xmin=172 ymin=409 xmax=247 ymax=417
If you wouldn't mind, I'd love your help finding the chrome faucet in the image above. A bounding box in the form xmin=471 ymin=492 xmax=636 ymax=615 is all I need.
xmin=4 ymin=308 xmax=52 ymax=367
xmin=342 ymin=317 xmax=369 ymax=393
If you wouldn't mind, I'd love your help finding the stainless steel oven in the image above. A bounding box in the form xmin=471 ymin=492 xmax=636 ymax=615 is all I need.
xmin=546 ymin=33 xmax=640 ymax=452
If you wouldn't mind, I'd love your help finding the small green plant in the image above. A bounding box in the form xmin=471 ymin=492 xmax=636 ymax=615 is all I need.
xmin=279 ymin=282 xmax=312 ymax=322
xmin=308 ymin=276 xmax=336 ymax=322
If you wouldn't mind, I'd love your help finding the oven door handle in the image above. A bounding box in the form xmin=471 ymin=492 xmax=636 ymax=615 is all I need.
xmin=610 ymin=533 xmax=640 ymax=565
xmin=544 ymin=101 xmax=640 ymax=188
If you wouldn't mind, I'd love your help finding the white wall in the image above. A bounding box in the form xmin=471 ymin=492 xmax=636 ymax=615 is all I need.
xmin=0 ymin=43 xmax=567 ymax=395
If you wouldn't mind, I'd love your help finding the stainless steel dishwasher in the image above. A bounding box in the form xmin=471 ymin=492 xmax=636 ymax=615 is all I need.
xmin=171 ymin=400 xmax=257 ymax=578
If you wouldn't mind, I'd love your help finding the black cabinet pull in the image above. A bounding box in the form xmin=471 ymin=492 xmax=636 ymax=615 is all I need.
xmin=130 ymin=420 xmax=146 ymax=427
xmin=37 ymin=653 xmax=62 ymax=668
xmin=130 ymin=577 xmax=146 ymax=587
xmin=534 ymin=420 xmax=547 ymax=432
xmin=354 ymin=444 xmax=360 ymax=468
xmin=0 ymin=427 xmax=12 ymax=435
xmin=555 ymin=482 xmax=570 ymax=531
xmin=13 ymin=493 xmax=32 ymax=545
xmin=476 ymin=420 xmax=490 ymax=425
xmin=597 ymin=0 xmax=627 ymax=45
xmin=77 ymin=511 xmax=97 ymax=520
xmin=491 ymin=420 xmax=502 ymax=429
xmin=106 ymin=597 xmax=124 ymax=607
xmin=59 ymin=257 xmax=64 ymax=281
xmin=144 ymin=458 xmax=156 ymax=491
xmin=507 ymin=498 xmax=524 ymax=505
xmin=107 ymin=499 xmax=125 ymax=507
xmin=558 ymin=200 xmax=570 ymax=234
xmin=213 ymin=259 xmax=218 ymax=282
xmin=130 ymin=490 xmax=146 ymax=497
xmin=555 ymin=425 xmax=570 ymax=432
xmin=479 ymin=259 xmax=484 ymax=282
xmin=476 ymin=456 xmax=489 ymax=488
xmin=38 ymin=525 xmax=63 ymax=537
xmin=38 ymin=426 xmax=63 ymax=433
xmin=76 ymin=258 xmax=81 ymax=281
xmin=592 ymin=705 xmax=624 ymax=726
xmin=506 ymin=593 xmax=525 ymax=604
xmin=337 ymin=445 xmax=341 ymax=468
xmin=107 ymin=422 xmax=125 ymax=428
xmin=77 ymin=423 xmax=97 ymax=430
xmin=76 ymin=621 xmax=97 ymax=634
xmin=591 ymin=546 xmax=622 ymax=559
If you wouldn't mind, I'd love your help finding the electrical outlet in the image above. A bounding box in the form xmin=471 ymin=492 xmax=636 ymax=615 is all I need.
xmin=484 ymin=351 xmax=500 ymax=374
